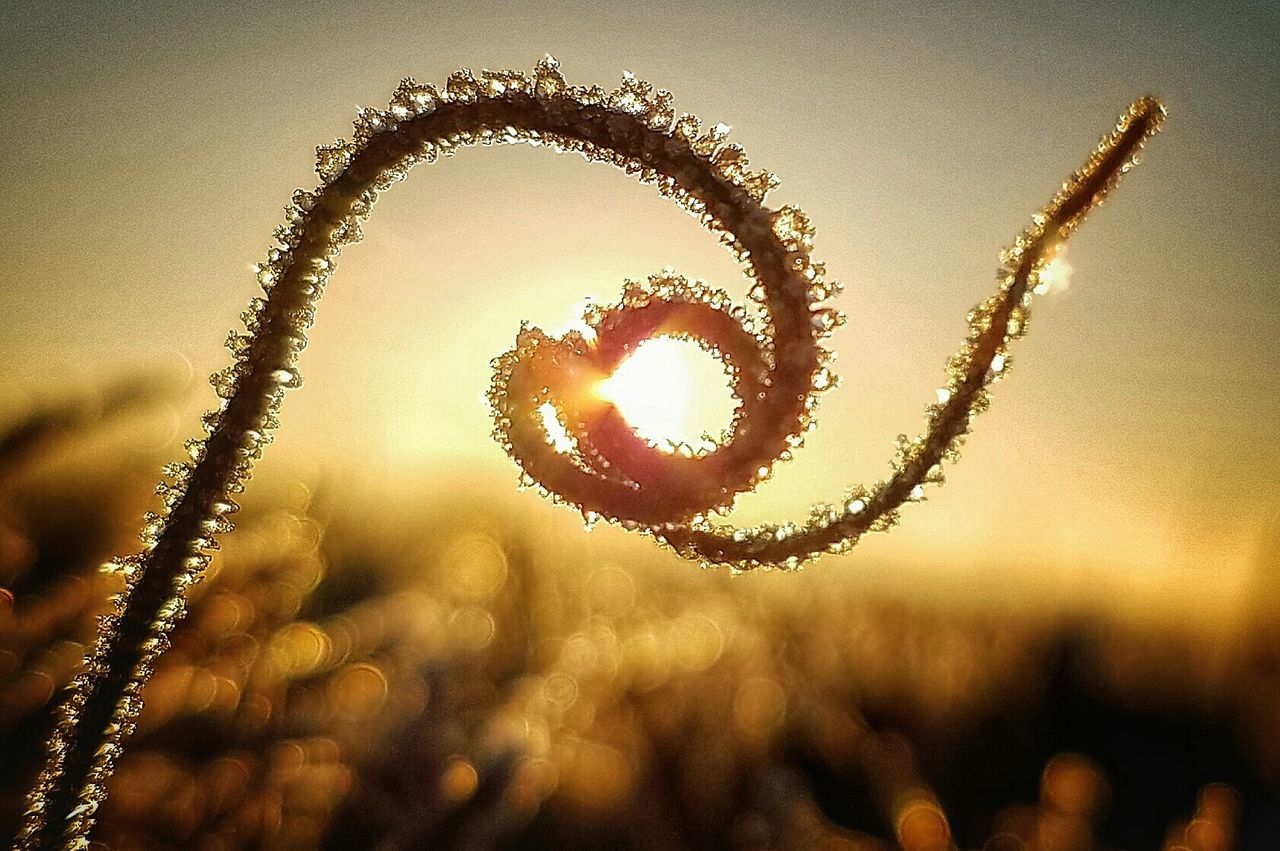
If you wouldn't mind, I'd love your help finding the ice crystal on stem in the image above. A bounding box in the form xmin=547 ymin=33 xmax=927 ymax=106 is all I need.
xmin=16 ymin=58 xmax=1162 ymax=850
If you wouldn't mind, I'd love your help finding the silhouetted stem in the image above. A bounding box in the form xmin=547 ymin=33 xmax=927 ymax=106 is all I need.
xmin=14 ymin=60 xmax=1162 ymax=849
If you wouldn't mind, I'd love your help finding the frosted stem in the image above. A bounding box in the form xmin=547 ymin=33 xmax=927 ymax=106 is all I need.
xmin=14 ymin=59 xmax=1162 ymax=849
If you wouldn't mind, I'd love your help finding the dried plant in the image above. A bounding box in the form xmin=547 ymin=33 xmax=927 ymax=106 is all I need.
xmin=4 ymin=467 xmax=1254 ymax=849
xmin=15 ymin=58 xmax=1162 ymax=848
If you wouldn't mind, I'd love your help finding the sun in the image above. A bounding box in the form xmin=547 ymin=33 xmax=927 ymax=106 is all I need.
xmin=595 ymin=336 xmax=735 ymax=452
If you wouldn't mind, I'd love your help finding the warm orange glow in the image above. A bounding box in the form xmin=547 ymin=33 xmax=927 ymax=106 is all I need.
xmin=1034 ymin=249 xmax=1074 ymax=295
xmin=1 ymin=18 xmax=1272 ymax=610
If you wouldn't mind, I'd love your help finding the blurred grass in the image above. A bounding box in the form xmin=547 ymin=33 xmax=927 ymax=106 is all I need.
xmin=0 ymin=382 xmax=1276 ymax=849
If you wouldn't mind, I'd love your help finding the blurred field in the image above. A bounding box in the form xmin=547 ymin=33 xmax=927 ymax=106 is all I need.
xmin=1 ymin=381 xmax=1277 ymax=850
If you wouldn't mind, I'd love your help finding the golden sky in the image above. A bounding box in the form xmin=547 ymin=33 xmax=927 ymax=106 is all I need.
xmin=1 ymin=0 xmax=1277 ymax=613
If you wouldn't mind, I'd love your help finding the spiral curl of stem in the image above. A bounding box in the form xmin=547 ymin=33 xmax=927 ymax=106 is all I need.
xmin=15 ymin=56 xmax=1162 ymax=850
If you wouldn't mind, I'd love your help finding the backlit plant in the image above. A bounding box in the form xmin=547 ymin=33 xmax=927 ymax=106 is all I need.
xmin=15 ymin=57 xmax=1162 ymax=849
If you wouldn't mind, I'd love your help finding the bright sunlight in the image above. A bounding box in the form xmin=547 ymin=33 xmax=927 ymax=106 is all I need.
xmin=596 ymin=337 xmax=735 ymax=451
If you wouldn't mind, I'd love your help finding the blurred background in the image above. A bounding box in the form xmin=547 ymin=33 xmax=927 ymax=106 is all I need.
xmin=1 ymin=0 xmax=1278 ymax=847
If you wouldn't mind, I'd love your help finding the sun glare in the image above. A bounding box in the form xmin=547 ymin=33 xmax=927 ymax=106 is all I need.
xmin=538 ymin=402 xmax=575 ymax=453
xmin=596 ymin=337 xmax=735 ymax=451
xmin=1034 ymin=249 xmax=1074 ymax=295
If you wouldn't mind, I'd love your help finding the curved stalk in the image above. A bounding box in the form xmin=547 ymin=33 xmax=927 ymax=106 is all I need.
xmin=14 ymin=58 xmax=1162 ymax=849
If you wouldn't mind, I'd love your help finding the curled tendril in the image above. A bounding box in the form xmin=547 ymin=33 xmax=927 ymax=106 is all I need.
xmin=16 ymin=56 xmax=1163 ymax=850
xmin=488 ymin=67 xmax=1164 ymax=570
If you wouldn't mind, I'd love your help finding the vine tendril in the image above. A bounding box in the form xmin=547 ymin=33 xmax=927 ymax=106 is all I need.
xmin=15 ymin=56 xmax=1163 ymax=850
xmin=487 ymin=66 xmax=1164 ymax=569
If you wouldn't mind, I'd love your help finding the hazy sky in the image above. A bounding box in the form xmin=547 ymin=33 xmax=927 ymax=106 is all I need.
xmin=2 ymin=0 xmax=1277 ymax=610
